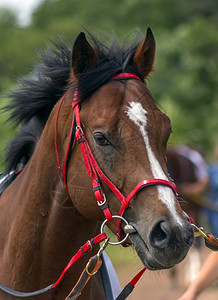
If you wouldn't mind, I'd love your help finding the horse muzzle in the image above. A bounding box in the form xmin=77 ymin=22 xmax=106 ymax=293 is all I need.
xmin=128 ymin=216 xmax=194 ymax=270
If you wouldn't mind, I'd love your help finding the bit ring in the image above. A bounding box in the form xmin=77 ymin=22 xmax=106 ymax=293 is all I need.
xmin=100 ymin=215 xmax=129 ymax=245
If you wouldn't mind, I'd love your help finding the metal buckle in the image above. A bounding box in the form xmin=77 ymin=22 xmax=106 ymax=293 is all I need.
xmin=97 ymin=238 xmax=110 ymax=259
xmin=191 ymin=223 xmax=208 ymax=239
xmin=100 ymin=215 xmax=130 ymax=245
xmin=87 ymin=240 xmax=93 ymax=250
xmin=97 ymin=194 xmax=107 ymax=206
xmin=85 ymin=260 xmax=99 ymax=276
xmin=76 ymin=125 xmax=84 ymax=135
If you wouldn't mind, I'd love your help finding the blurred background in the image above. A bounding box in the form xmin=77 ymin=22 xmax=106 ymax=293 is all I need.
xmin=0 ymin=1 xmax=218 ymax=299
xmin=0 ymin=0 xmax=218 ymax=169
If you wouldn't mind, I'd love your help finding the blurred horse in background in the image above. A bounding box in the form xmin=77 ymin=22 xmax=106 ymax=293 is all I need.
xmin=166 ymin=145 xmax=208 ymax=287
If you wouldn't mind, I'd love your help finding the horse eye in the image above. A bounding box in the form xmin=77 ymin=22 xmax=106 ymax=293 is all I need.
xmin=94 ymin=132 xmax=111 ymax=146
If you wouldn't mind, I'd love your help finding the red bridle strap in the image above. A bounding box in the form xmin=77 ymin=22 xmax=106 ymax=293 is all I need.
xmin=51 ymin=232 xmax=107 ymax=289
xmin=55 ymin=88 xmax=75 ymax=194
xmin=116 ymin=179 xmax=177 ymax=241
xmin=111 ymin=72 xmax=142 ymax=82
xmin=74 ymin=103 xmax=116 ymax=222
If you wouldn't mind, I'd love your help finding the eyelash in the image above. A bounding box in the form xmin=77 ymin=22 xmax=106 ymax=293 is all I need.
xmin=93 ymin=132 xmax=111 ymax=146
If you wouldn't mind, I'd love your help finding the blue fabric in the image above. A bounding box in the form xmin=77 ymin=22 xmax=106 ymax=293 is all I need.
xmin=100 ymin=252 xmax=121 ymax=300
xmin=206 ymin=164 xmax=218 ymax=237
xmin=208 ymin=164 xmax=218 ymax=201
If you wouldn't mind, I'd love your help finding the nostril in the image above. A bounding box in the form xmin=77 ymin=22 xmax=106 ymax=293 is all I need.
xmin=149 ymin=218 xmax=194 ymax=253
xmin=150 ymin=221 xmax=170 ymax=249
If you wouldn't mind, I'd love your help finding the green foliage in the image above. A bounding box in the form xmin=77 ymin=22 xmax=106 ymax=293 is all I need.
xmin=0 ymin=96 xmax=16 ymax=171
xmin=0 ymin=0 xmax=217 ymax=169
xmin=150 ymin=16 xmax=218 ymax=151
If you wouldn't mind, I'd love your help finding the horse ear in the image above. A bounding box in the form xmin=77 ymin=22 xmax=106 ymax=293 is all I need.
xmin=71 ymin=32 xmax=98 ymax=78
xmin=133 ymin=27 xmax=156 ymax=78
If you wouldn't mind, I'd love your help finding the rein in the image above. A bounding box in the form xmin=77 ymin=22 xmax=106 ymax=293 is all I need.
xmin=0 ymin=233 xmax=107 ymax=298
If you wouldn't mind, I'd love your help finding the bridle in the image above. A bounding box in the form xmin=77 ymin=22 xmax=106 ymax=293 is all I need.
xmin=55 ymin=72 xmax=178 ymax=245
xmin=0 ymin=73 xmax=177 ymax=299
xmin=1 ymin=73 xmax=216 ymax=299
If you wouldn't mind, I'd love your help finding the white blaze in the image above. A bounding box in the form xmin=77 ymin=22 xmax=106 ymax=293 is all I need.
xmin=126 ymin=102 xmax=182 ymax=223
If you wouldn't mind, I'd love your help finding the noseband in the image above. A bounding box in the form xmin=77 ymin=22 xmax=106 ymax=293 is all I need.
xmin=55 ymin=72 xmax=178 ymax=245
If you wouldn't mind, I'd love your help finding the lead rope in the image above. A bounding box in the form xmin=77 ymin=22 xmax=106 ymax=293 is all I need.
xmin=0 ymin=233 xmax=107 ymax=297
xmin=65 ymin=237 xmax=146 ymax=300
xmin=1 ymin=221 xmax=216 ymax=299
xmin=190 ymin=218 xmax=218 ymax=251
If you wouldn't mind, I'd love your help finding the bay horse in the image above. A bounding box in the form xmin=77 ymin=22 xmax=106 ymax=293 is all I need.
xmin=0 ymin=28 xmax=193 ymax=299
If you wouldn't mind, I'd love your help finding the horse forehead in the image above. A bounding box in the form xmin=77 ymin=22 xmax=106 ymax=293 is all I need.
xmin=86 ymin=81 xmax=125 ymax=113
xmin=95 ymin=81 xmax=125 ymax=102
xmin=123 ymin=84 xmax=170 ymax=130
xmin=85 ymin=80 xmax=157 ymax=124
xmin=125 ymin=101 xmax=148 ymax=127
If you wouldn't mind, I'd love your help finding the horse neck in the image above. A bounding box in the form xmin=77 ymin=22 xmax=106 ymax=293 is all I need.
xmin=14 ymin=103 xmax=99 ymax=246
xmin=0 ymin=102 xmax=101 ymax=295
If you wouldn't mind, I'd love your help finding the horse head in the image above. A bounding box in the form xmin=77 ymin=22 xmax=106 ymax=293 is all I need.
xmin=55 ymin=28 xmax=194 ymax=270
xmin=0 ymin=27 xmax=202 ymax=300
xmin=55 ymin=29 xmax=193 ymax=269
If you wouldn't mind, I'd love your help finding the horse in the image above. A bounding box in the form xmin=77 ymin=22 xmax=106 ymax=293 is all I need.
xmin=0 ymin=28 xmax=194 ymax=299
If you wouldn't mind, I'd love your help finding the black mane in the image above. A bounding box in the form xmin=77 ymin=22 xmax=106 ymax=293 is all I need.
xmin=3 ymin=30 xmax=143 ymax=171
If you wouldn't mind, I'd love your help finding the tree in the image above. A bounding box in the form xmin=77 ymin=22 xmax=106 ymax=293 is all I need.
xmin=150 ymin=16 xmax=218 ymax=150
xmin=0 ymin=0 xmax=218 ymax=169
